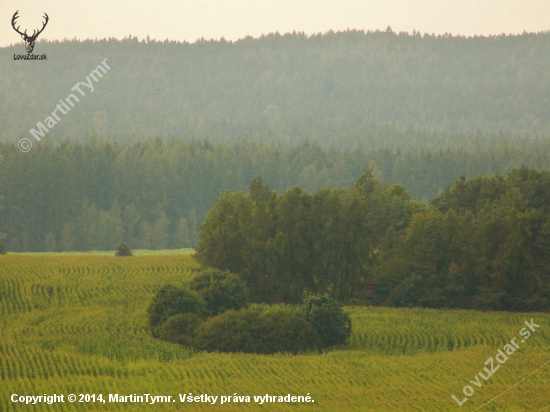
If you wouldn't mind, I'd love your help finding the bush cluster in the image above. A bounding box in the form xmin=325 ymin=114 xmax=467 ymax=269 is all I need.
xmin=147 ymin=269 xmax=351 ymax=353
xmin=193 ymin=307 xmax=318 ymax=354
xmin=115 ymin=241 xmax=132 ymax=257
xmin=147 ymin=285 xmax=209 ymax=337
xmin=189 ymin=268 xmax=249 ymax=315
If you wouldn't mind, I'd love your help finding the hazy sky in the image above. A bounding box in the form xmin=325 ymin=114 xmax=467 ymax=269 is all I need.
xmin=1 ymin=0 xmax=549 ymax=48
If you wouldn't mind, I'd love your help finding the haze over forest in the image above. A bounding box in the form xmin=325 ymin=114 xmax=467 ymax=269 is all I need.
xmin=2 ymin=30 xmax=550 ymax=148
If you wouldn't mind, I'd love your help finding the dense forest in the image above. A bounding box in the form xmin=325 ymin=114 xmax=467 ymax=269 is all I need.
xmin=196 ymin=167 xmax=550 ymax=311
xmin=2 ymin=30 xmax=550 ymax=148
xmin=3 ymin=137 xmax=550 ymax=252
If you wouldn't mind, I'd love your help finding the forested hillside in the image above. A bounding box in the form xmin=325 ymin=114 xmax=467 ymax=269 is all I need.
xmin=196 ymin=167 xmax=550 ymax=311
xmin=2 ymin=29 xmax=550 ymax=147
xmin=2 ymin=137 xmax=550 ymax=252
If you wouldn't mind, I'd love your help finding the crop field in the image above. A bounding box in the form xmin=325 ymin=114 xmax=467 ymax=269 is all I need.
xmin=0 ymin=252 xmax=549 ymax=411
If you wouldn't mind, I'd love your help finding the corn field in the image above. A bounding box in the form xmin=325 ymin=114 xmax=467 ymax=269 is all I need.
xmin=0 ymin=252 xmax=549 ymax=411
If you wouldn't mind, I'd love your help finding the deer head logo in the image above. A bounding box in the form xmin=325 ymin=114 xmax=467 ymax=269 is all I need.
xmin=11 ymin=11 xmax=49 ymax=54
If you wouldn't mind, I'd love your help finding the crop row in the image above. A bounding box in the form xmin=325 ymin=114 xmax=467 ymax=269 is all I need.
xmin=347 ymin=306 xmax=550 ymax=355
xmin=1 ymin=347 xmax=548 ymax=411
xmin=0 ymin=253 xmax=549 ymax=410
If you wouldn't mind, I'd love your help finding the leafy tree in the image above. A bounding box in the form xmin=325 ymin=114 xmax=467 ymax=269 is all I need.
xmin=115 ymin=241 xmax=132 ymax=257
xmin=249 ymin=176 xmax=274 ymax=205
xmin=158 ymin=313 xmax=203 ymax=346
xmin=194 ymin=191 xmax=254 ymax=275
xmin=303 ymin=293 xmax=351 ymax=348
xmin=193 ymin=308 xmax=263 ymax=353
xmin=432 ymin=174 xmax=506 ymax=214
xmin=189 ymin=268 xmax=249 ymax=315
xmin=0 ymin=240 xmax=6 ymax=255
xmin=257 ymin=309 xmax=318 ymax=354
xmin=147 ymin=285 xmax=208 ymax=336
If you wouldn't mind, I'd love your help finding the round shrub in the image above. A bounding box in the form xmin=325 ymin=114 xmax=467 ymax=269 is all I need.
xmin=147 ymin=285 xmax=209 ymax=336
xmin=257 ymin=309 xmax=317 ymax=354
xmin=190 ymin=268 xmax=249 ymax=315
xmin=303 ymin=294 xmax=352 ymax=348
xmin=115 ymin=241 xmax=132 ymax=257
xmin=193 ymin=307 xmax=317 ymax=354
xmin=194 ymin=308 xmax=262 ymax=353
xmin=158 ymin=313 xmax=203 ymax=346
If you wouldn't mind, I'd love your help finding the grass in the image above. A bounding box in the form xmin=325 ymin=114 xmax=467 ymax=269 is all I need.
xmin=0 ymin=252 xmax=549 ymax=411
xmin=9 ymin=248 xmax=195 ymax=256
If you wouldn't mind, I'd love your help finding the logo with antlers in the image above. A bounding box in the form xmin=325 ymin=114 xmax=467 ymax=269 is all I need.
xmin=11 ymin=11 xmax=49 ymax=54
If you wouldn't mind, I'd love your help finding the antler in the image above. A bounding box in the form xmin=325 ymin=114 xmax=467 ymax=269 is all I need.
xmin=11 ymin=11 xmax=49 ymax=40
xmin=11 ymin=11 xmax=26 ymax=37
xmin=32 ymin=13 xmax=49 ymax=39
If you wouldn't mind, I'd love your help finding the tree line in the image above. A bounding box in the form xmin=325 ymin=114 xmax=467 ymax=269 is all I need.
xmin=2 ymin=30 xmax=550 ymax=148
xmin=196 ymin=167 xmax=550 ymax=311
xmin=195 ymin=172 xmax=423 ymax=302
xmin=4 ymin=138 xmax=550 ymax=252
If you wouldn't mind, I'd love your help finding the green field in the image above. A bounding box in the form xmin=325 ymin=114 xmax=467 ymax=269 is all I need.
xmin=0 ymin=252 xmax=549 ymax=411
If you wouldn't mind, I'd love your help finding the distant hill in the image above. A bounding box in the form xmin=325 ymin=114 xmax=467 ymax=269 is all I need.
xmin=1 ymin=30 xmax=550 ymax=149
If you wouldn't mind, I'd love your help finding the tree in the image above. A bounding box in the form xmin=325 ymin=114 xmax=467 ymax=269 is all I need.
xmin=189 ymin=268 xmax=249 ymax=315
xmin=122 ymin=203 xmax=141 ymax=247
xmin=147 ymin=285 xmax=208 ymax=336
xmin=257 ymin=309 xmax=318 ymax=354
xmin=61 ymin=222 xmax=76 ymax=252
xmin=44 ymin=233 xmax=56 ymax=252
xmin=193 ymin=308 xmax=263 ymax=353
xmin=158 ymin=313 xmax=203 ymax=346
xmin=194 ymin=191 xmax=254 ymax=275
xmin=115 ymin=241 xmax=132 ymax=257
xmin=173 ymin=217 xmax=191 ymax=248
xmin=0 ymin=240 xmax=6 ymax=255
xmin=152 ymin=207 xmax=170 ymax=249
xmin=303 ymin=293 xmax=351 ymax=348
